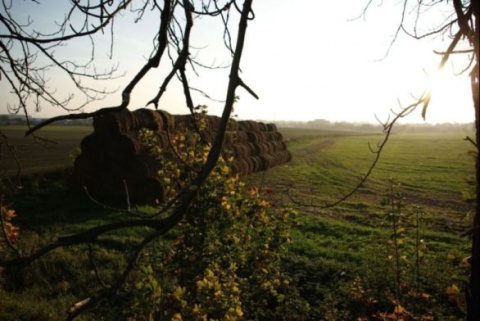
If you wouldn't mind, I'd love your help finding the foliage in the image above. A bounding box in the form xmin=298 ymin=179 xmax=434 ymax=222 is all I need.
xmin=349 ymin=180 xmax=469 ymax=320
xmin=120 ymin=115 xmax=309 ymax=320
xmin=0 ymin=197 xmax=20 ymax=263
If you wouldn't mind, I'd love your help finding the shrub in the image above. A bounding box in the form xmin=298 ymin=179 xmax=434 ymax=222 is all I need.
xmin=123 ymin=113 xmax=309 ymax=320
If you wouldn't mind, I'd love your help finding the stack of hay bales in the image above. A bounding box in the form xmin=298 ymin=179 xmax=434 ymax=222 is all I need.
xmin=227 ymin=120 xmax=291 ymax=175
xmin=71 ymin=108 xmax=291 ymax=204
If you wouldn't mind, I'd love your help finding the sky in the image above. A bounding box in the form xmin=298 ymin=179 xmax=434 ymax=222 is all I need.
xmin=0 ymin=0 xmax=475 ymax=124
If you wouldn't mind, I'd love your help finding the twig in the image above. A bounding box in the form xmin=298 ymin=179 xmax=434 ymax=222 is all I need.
xmin=465 ymin=136 xmax=477 ymax=148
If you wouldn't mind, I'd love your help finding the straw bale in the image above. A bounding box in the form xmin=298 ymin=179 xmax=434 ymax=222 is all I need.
xmin=246 ymin=131 xmax=268 ymax=142
xmin=267 ymin=131 xmax=283 ymax=141
xmin=158 ymin=109 xmax=175 ymax=131
xmin=133 ymin=108 xmax=164 ymax=131
xmin=73 ymin=154 xmax=98 ymax=178
xmin=266 ymin=123 xmax=277 ymax=132
xmin=93 ymin=109 xmax=136 ymax=135
xmin=206 ymin=115 xmax=221 ymax=130
xmin=230 ymin=144 xmax=245 ymax=158
xmin=233 ymin=158 xmax=249 ymax=175
xmin=245 ymin=131 xmax=259 ymax=142
xmin=266 ymin=141 xmax=287 ymax=152
xmin=100 ymin=134 xmax=142 ymax=165
xmin=231 ymin=143 xmax=258 ymax=158
xmin=275 ymin=150 xmax=292 ymax=163
xmin=256 ymin=122 xmax=268 ymax=132
xmin=133 ymin=177 xmax=165 ymax=205
xmin=234 ymin=131 xmax=249 ymax=143
xmin=223 ymin=131 xmax=236 ymax=146
xmin=80 ymin=133 xmax=107 ymax=155
xmin=74 ymin=108 xmax=290 ymax=204
xmin=174 ymin=114 xmax=194 ymax=132
xmin=237 ymin=120 xmax=254 ymax=131
xmin=260 ymin=153 xmax=275 ymax=169
xmin=251 ymin=156 xmax=264 ymax=172
xmin=227 ymin=119 xmax=239 ymax=131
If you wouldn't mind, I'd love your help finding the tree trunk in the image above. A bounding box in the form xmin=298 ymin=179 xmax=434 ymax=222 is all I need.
xmin=471 ymin=74 xmax=480 ymax=321
xmin=470 ymin=2 xmax=480 ymax=320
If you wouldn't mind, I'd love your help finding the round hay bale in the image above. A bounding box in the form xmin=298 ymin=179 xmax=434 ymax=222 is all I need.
xmin=123 ymin=156 xmax=149 ymax=179
xmin=154 ymin=130 xmax=171 ymax=149
xmin=248 ymin=142 xmax=261 ymax=156
xmin=133 ymin=177 xmax=165 ymax=206
xmin=258 ymin=131 xmax=268 ymax=142
xmin=227 ymin=119 xmax=239 ymax=131
xmin=265 ymin=132 xmax=278 ymax=142
xmin=273 ymin=153 xmax=283 ymax=167
xmin=100 ymin=155 xmax=131 ymax=181
xmin=234 ymin=131 xmax=249 ymax=143
xmin=106 ymin=133 xmax=142 ymax=157
xmin=125 ymin=131 xmax=143 ymax=151
xmin=132 ymin=152 xmax=161 ymax=178
xmin=270 ymin=131 xmax=283 ymax=141
xmin=245 ymin=157 xmax=256 ymax=173
xmin=260 ymin=153 xmax=275 ymax=169
xmin=201 ymin=130 xmax=215 ymax=145
xmin=266 ymin=123 xmax=277 ymax=132
xmin=233 ymin=158 xmax=249 ymax=175
xmin=72 ymin=154 xmax=112 ymax=197
xmin=207 ymin=115 xmax=221 ymax=130
xmin=73 ymin=153 xmax=97 ymax=178
xmin=235 ymin=143 xmax=257 ymax=157
xmin=174 ymin=114 xmax=194 ymax=132
xmin=256 ymin=122 xmax=268 ymax=132
xmin=230 ymin=144 xmax=245 ymax=158
xmin=257 ymin=142 xmax=272 ymax=154
xmin=80 ymin=133 xmax=107 ymax=155
xmin=275 ymin=150 xmax=292 ymax=164
xmin=157 ymin=110 xmax=175 ymax=131
xmin=279 ymin=141 xmax=288 ymax=151
xmin=246 ymin=131 xmax=268 ymax=142
xmin=223 ymin=131 xmax=236 ymax=146
xmin=251 ymin=156 xmax=264 ymax=172
xmin=93 ymin=109 xmax=135 ymax=135
xmin=133 ymin=108 xmax=164 ymax=131
xmin=246 ymin=131 xmax=259 ymax=142
xmin=249 ymin=121 xmax=262 ymax=131
xmin=268 ymin=141 xmax=287 ymax=152
xmin=285 ymin=150 xmax=292 ymax=163
xmin=260 ymin=142 xmax=272 ymax=154
xmin=238 ymin=120 xmax=255 ymax=131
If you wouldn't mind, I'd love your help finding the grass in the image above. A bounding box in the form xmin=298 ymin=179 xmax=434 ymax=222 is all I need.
xmin=1 ymin=125 xmax=92 ymax=176
xmin=0 ymin=125 xmax=474 ymax=320
xmin=246 ymin=128 xmax=474 ymax=231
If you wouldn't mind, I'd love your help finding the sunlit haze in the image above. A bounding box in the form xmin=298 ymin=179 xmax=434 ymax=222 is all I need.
xmin=0 ymin=1 xmax=475 ymax=124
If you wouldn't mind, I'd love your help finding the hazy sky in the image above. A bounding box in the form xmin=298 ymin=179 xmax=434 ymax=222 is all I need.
xmin=0 ymin=1 xmax=474 ymax=124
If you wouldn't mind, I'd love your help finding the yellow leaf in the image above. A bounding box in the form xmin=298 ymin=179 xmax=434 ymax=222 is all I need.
xmin=393 ymin=304 xmax=401 ymax=314
xmin=446 ymin=284 xmax=459 ymax=295
xmin=235 ymin=306 xmax=243 ymax=317
xmin=172 ymin=313 xmax=182 ymax=321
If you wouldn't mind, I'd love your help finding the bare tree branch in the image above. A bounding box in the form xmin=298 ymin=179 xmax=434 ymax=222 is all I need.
xmin=1 ymin=2 xmax=258 ymax=319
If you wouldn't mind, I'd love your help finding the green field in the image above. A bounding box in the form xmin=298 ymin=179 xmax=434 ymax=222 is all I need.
xmin=1 ymin=125 xmax=93 ymax=175
xmin=0 ymin=125 xmax=474 ymax=320
xmin=247 ymin=128 xmax=474 ymax=232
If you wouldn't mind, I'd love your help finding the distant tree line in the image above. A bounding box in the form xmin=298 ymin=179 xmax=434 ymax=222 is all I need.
xmin=2 ymin=113 xmax=472 ymax=133
xmin=275 ymin=119 xmax=474 ymax=133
